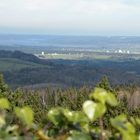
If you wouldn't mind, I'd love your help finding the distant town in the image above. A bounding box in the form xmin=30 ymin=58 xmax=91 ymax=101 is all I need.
xmin=35 ymin=47 xmax=140 ymax=61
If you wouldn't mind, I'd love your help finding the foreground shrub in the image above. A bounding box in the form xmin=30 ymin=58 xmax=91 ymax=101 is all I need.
xmin=0 ymin=87 xmax=139 ymax=140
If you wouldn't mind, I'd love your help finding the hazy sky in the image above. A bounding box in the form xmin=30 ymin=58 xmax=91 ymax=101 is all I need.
xmin=0 ymin=0 xmax=140 ymax=35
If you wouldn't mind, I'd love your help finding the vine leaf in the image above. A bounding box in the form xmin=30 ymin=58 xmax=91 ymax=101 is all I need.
xmin=15 ymin=106 xmax=34 ymax=126
xmin=0 ymin=98 xmax=10 ymax=109
xmin=83 ymin=100 xmax=106 ymax=122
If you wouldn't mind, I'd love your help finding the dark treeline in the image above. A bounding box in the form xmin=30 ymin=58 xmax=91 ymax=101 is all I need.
xmin=0 ymin=74 xmax=140 ymax=124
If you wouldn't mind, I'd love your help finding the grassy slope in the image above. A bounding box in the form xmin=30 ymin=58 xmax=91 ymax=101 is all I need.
xmin=0 ymin=58 xmax=46 ymax=71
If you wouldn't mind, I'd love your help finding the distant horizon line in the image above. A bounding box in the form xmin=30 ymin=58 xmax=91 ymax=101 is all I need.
xmin=0 ymin=33 xmax=140 ymax=37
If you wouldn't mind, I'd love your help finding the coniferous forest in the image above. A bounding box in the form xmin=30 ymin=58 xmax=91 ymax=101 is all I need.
xmin=0 ymin=74 xmax=139 ymax=140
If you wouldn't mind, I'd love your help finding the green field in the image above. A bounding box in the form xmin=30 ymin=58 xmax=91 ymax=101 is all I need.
xmin=37 ymin=52 xmax=140 ymax=61
xmin=0 ymin=58 xmax=46 ymax=71
xmin=37 ymin=53 xmax=112 ymax=60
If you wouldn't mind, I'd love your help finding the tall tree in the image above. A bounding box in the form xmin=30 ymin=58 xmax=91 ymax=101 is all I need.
xmin=0 ymin=74 xmax=8 ymax=93
xmin=97 ymin=76 xmax=112 ymax=92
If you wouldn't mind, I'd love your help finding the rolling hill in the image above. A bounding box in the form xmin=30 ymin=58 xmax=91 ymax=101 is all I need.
xmin=0 ymin=50 xmax=140 ymax=89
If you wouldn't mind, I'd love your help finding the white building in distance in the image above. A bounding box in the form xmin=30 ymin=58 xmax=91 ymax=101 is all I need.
xmin=127 ymin=50 xmax=130 ymax=54
xmin=118 ymin=50 xmax=123 ymax=53
xmin=41 ymin=51 xmax=45 ymax=56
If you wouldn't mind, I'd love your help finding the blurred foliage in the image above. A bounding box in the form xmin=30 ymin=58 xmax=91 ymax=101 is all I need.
xmin=0 ymin=87 xmax=139 ymax=139
xmin=0 ymin=74 xmax=139 ymax=139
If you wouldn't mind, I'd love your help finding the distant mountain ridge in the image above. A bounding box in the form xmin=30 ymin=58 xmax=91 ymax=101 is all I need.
xmin=1 ymin=35 xmax=140 ymax=47
xmin=0 ymin=50 xmax=140 ymax=88
xmin=0 ymin=50 xmax=49 ymax=65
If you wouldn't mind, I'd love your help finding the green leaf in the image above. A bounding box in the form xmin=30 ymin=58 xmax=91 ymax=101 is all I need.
xmin=111 ymin=114 xmax=129 ymax=132
xmin=0 ymin=115 xmax=5 ymax=128
xmin=90 ymin=88 xmax=118 ymax=106
xmin=122 ymin=132 xmax=137 ymax=140
xmin=63 ymin=110 xmax=88 ymax=124
xmin=6 ymin=125 xmax=19 ymax=134
xmin=15 ymin=106 xmax=34 ymax=126
xmin=47 ymin=108 xmax=66 ymax=126
xmin=67 ymin=131 xmax=92 ymax=140
xmin=136 ymin=118 xmax=140 ymax=126
xmin=83 ymin=100 xmax=106 ymax=122
xmin=0 ymin=98 xmax=10 ymax=109
xmin=131 ymin=117 xmax=140 ymax=126
xmin=106 ymin=92 xmax=118 ymax=106
xmin=111 ymin=114 xmax=137 ymax=140
xmin=90 ymin=88 xmax=107 ymax=104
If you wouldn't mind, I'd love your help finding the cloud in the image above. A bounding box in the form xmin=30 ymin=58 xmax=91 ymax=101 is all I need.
xmin=0 ymin=0 xmax=140 ymax=35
